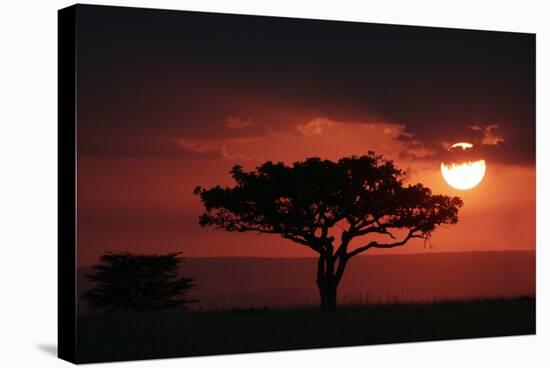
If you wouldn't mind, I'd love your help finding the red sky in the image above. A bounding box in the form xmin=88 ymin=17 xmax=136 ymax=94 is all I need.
xmin=75 ymin=7 xmax=535 ymax=266
xmin=77 ymin=118 xmax=535 ymax=265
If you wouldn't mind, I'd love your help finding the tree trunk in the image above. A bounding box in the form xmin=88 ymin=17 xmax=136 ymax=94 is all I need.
xmin=316 ymin=254 xmax=344 ymax=312
xmin=318 ymin=279 xmax=338 ymax=311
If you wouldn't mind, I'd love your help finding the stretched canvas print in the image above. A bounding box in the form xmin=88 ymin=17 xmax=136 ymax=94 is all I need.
xmin=58 ymin=4 xmax=536 ymax=364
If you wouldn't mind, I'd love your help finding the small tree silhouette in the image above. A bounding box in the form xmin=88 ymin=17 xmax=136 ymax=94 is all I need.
xmin=82 ymin=252 xmax=196 ymax=312
xmin=194 ymin=152 xmax=463 ymax=311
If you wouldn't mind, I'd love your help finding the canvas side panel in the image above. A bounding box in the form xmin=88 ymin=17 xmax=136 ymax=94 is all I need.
xmin=58 ymin=5 xmax=77 ymax=364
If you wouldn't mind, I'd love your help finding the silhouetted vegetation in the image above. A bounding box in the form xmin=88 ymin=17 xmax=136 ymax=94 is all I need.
xmin=195 ymin=153 xmax=463 ymax=310
xmin=76 ymin=297 xmax=535 ymax=363
xmin=82 ymin=252 xmax=196 ymax=312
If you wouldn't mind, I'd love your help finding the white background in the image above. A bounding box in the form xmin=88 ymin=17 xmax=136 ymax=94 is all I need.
xmin=0 ymin=0 xmax=548 ymax=366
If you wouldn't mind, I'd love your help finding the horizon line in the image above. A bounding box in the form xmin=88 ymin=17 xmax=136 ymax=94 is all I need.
xmin=77 ymin=248 xmax=535 ymax=267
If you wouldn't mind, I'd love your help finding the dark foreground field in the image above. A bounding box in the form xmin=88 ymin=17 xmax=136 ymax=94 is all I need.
xmin=76 ymin=297 xmax=535 ymax=363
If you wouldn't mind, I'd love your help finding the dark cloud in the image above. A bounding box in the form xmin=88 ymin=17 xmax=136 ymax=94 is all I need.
xmin=79 ymin=136 xmax=227 ymax=159
xmin=397 ymin=123 xmax=533 ymax=166
xmin=76 ymin=5 xmax=535 ymax=165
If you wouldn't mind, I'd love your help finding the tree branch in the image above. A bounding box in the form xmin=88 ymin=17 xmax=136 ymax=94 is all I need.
xmin=334 ymin=230 xmax=352 ymax=258
xmin=354 ymin=218 xmax=377 ymax=233
xmin=334 ymin=255 xmax=348 ymax=282
xmin=229 ymin=222 xmax=323 ymax=253
xmin=345 ymin=229 xmax=421 ymax=259
xmin=355 ymin=225 xmax=396 ymax=238
xmin=281 ymin=233 xmax=322 ymax=253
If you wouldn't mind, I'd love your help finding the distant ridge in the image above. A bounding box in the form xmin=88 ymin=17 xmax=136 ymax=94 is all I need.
xmin=78 ymin=250 xmax=535 ymax=311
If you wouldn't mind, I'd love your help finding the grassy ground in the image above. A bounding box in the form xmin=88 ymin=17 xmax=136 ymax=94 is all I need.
xmin=76 ymin=297 xmax=535 ymax=363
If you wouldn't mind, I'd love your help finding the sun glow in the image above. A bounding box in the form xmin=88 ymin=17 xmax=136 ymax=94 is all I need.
xmin=440 ymin=142 xmax=486 ymax=190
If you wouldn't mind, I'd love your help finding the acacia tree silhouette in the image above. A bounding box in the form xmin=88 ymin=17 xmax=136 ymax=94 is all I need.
xmin=82 ymin=252 xmax=196 ymax=312
xmin=194 ymin=152 xmax=463 ymax=311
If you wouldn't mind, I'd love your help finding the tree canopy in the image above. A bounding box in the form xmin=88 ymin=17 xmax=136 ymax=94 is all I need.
xmin=82 ymin=252 xmax=196 ymax=312
xmin=195 ymin=153 xmax=462 ymax=256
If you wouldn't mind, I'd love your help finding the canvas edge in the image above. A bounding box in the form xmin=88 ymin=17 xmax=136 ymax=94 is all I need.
xmin=72 ymin=3 xmax=535 ymax=35
xmin=58 ymin=4 xmax=78 ymax=364
xmin=55 ymin=3 xmax=537 ymax=364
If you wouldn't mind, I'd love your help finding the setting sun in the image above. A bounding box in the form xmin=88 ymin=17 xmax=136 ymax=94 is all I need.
xmin=441 ymin=142 xmax=486 ymax=190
